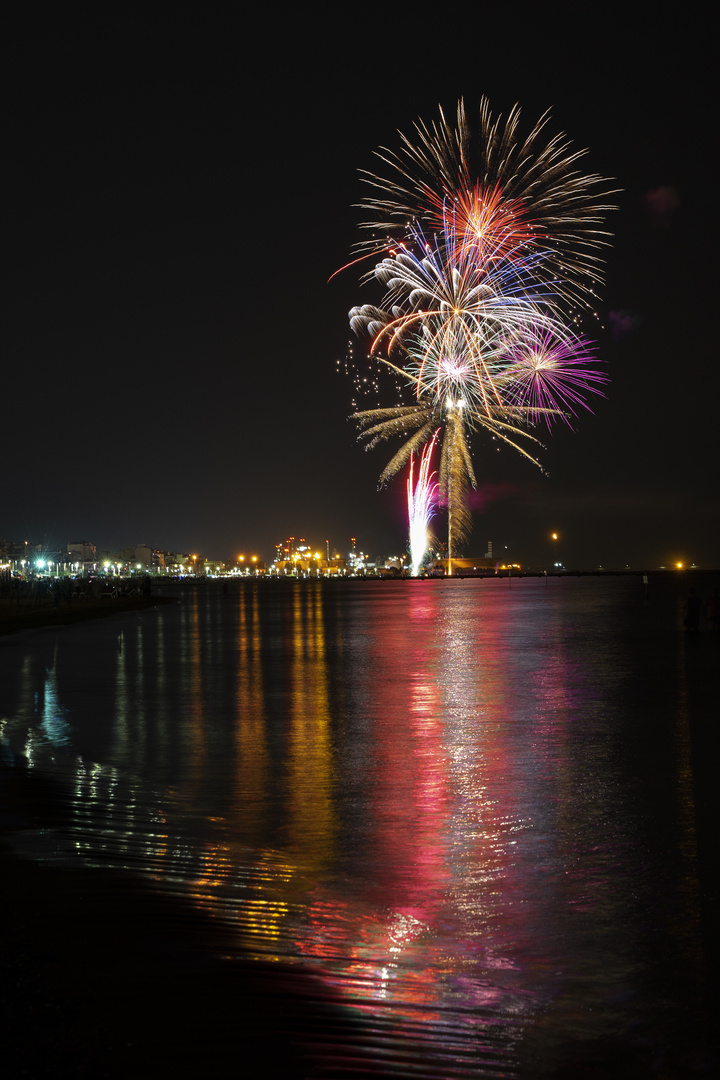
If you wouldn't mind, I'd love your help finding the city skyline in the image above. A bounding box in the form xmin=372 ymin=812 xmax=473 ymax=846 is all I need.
xmin=1 ymin=526 xmax=706 ymax=575
xmin=5 ymin=13 xmax=716 ymax=571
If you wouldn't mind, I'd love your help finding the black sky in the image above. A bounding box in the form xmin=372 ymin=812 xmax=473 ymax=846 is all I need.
xmin=5 ymin=11 xmax=717 ymax=569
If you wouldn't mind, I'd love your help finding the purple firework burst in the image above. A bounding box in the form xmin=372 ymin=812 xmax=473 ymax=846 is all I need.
xmin=498 ymin=323 xmax=607 ymax=428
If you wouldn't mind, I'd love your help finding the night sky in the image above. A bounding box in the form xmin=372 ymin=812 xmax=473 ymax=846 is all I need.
xmin=6 ymin=12 xmax=716 ymax=569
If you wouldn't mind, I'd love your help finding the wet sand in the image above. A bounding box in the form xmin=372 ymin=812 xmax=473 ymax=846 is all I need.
xmin=1 ymin=770 xmax=346 ymax=1077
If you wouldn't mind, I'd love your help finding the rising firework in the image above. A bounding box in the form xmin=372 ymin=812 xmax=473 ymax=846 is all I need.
xmin=407 ymin=434 xmax=439 ymax=576
xmin=354 ymin=394 xmax=541 ymax=573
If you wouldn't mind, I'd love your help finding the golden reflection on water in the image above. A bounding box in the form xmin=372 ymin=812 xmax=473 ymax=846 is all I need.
xmin=286 ymin=586 xmax=334 ymax=869
xmin=234 ymin=586 xmax=268 ymax=838
xmin=188 ymin=590 xmax=207 ymax=776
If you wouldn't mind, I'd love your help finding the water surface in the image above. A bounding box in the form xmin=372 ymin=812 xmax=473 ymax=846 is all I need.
xmin=1 ymin=577 xmax=716 ymax=1076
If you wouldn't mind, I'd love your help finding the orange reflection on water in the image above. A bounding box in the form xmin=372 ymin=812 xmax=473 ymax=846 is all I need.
xmin=285 ymin=586 xmax=335 ymax=870
xmin=182 ymin=590 xmax=208 ymax=791
xmin=234 ymin=586 xmax=269 ymax=838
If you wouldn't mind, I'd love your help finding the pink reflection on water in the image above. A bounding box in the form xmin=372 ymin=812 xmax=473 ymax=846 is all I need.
xmin=290 ymin=583 xmax=544 ymax=1029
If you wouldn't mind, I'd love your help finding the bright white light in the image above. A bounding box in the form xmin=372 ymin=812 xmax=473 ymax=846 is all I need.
xmin=408 ymin=434 xmax=439 ymax=576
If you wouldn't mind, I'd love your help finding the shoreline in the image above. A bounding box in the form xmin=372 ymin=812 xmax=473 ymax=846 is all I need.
xmin=4 ymin=574 xmax=715 ymax=640
xmin=147 ymin=568 xmax=720 ymax=588
xmin=0 ymin=594 xmax=175 ymax=640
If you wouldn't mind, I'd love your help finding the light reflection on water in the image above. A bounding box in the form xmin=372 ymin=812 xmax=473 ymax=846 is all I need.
xmin=0 ymin=577 xmax=715 ymax=1076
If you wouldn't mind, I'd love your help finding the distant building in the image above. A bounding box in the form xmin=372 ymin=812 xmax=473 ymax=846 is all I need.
xmin=115 ymin=544 xmax=163 ymax=571
xmin=275 ymin=536 xmax=298 ymax=561
xmin=0 ymin=539 xmax=30 ymax=563
xmin=67 ymin=540 xmax=96 ymax=561
xmin=163 ymin=553 xmax=192 ymax=573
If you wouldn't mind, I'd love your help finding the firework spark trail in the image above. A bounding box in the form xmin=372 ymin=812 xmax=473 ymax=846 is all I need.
xmin=408 ymin=433 xmax=439 ymax=576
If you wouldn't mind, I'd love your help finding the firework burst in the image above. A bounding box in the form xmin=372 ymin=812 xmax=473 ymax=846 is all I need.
xmin=350 ymin=219 xmax=558 ymax=428
xmin=497 ymin=323 xmax=607 ymax=428
xmin=350 ymin=220 xmax=555 ymax=360
xmin=356 ymin=97 xmax=617 ymax=313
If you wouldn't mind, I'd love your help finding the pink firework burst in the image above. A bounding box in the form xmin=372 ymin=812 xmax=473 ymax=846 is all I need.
xmin=498 ymin=323 xmax=607 ymax=428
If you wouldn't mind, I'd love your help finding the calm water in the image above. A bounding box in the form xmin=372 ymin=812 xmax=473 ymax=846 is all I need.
xmin=1 ymin=577 xmax=717 ymax=1076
